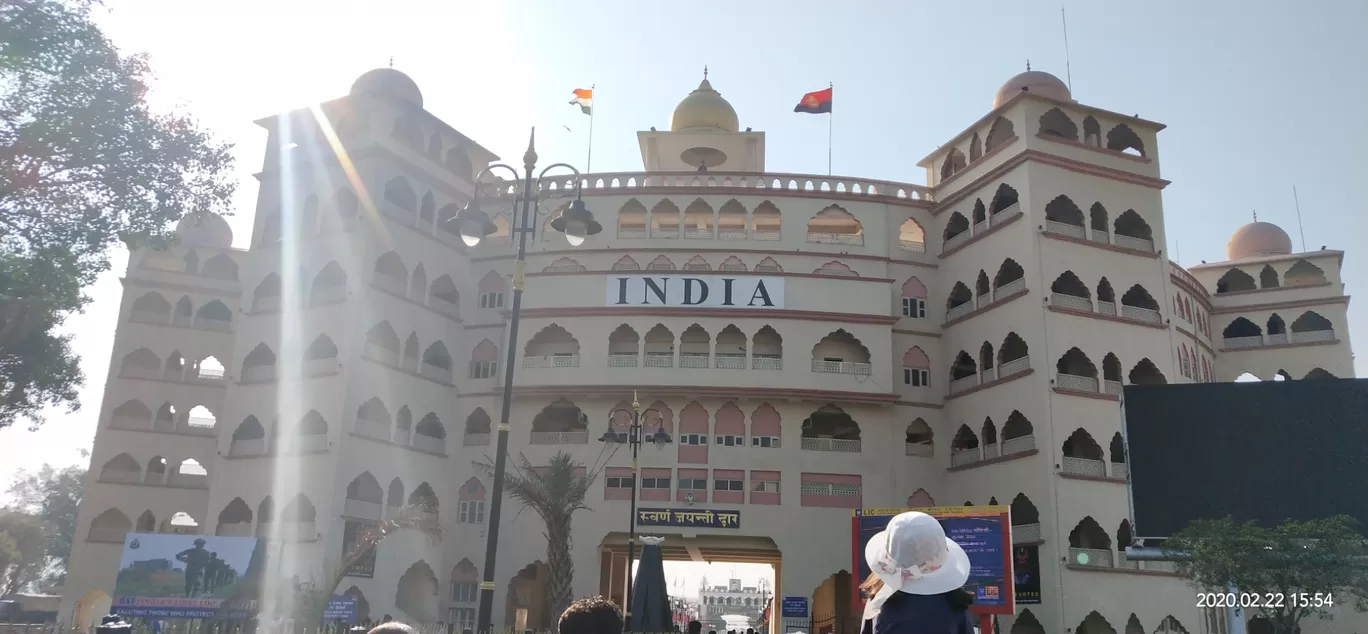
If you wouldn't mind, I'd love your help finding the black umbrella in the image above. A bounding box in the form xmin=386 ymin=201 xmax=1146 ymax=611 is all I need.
xmin=629 ymin=537 xmax=673 ymax=632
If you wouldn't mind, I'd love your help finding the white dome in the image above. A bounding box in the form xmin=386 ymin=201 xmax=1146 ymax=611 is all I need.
xmin=350 ymin=68 xmax=424 ymax=108
xmin=1227 ymin=221 xmax=1293 ymax=260
xmin=994 ymin=70 xmax=1072 ymax=108
xmin=175 ymin=211 xmax=233 ymax=248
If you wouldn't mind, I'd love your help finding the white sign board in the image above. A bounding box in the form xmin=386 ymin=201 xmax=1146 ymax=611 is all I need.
xmin=606 ymin=275 xmax=785 ymax=309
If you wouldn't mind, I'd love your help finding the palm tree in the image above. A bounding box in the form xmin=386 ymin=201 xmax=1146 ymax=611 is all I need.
xmin=290 ymin=501 xmax=444 ymax=624
xmin=477 ymin=451 xmax=598 ymax=624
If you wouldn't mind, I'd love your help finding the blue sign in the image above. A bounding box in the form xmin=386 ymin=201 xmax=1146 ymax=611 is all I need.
xmin=780 ymin=597 xmax=808 ymax=618
xmin=854 ymin=507 xmax=1014 ymax=615
xmin=323 ymin=596 xmax=357 ymax=623
xmin=111 ymin=533 xmax=263 ymax=618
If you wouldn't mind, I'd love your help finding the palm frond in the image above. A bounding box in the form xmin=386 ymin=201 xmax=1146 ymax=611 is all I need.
xmin=328 ymin=502 xmax=443 ymax=597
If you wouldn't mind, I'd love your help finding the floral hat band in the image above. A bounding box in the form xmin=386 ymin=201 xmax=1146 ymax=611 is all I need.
xmin=873 ymin=528 xmax=948 ymax=582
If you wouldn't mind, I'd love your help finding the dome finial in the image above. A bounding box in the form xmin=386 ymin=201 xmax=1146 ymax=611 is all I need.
xmin=388 ymin=56 xmax=394 ymax=69
xmin=1026 ymin=59 xmax=1032 ymax=71
xmin=1253 ymin=210 xmax=1258 ymax=221
xmin=703 ymin=65 xmax=708 ymax=80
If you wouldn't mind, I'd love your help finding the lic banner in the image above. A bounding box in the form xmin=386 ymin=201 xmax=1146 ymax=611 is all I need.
xmin=852 ymin=507 xmax=1015 ymax=616
xmin=111 ymin=533 xmax=265 ymax=619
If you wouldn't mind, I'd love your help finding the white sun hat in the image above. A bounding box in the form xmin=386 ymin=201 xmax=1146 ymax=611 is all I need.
xmin=864 ymin=511 xmax=971 ymax=596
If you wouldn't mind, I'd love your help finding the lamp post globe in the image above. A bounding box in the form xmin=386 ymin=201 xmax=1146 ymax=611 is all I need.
xmin=453 ymin=198 xmax=496 ymax=247
xmin=551 ymin=195 xmax=603 ymax=246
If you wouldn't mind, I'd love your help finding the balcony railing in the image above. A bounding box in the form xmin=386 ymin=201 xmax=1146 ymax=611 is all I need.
xmin=303 ymin=357 xmax=339 ymax=376
xmin=946 ymin=301 xmax=974 ymax=322
xmin=800 ymin=437 xmax=862 ymax=453
xmin=684 ymin=228 xmax=714 ymax=239
xmin=1103 ymin=380 xmax=1123 ymax=396
xmin=1056 ymin=372 xmax=1099 ymax=392
xmin=998 ymin=355 xmax=1031 ymax=378
xmin=607 ymin=353 xmax=639 ymax=367
xmin=1111 ymin=462 xmax=1129 ymax=479
xmin=1061 ymin=456 xmax=1106 ymax=477
xmin=899 ymin=238 xmax=927 ymax=252
xmin=811 ymin=359 xmax=872 ymax=375
xmin=523 ymin=354 xmax=581 ymax=368
xmin=752 ymin=355 xmax=782 ymax=370
xmin=1223 ymin=335 xmax=1263 ymax=349
xmin=643 ymin=353 xmax=674 ymax=368
xmin=343 ymin=498 xmax=382 ymax=521
xmin=1044 ymin=220 xmax=1086 ymax=240
xmin=950 ymin=448 xmax=980 ymax=468
xmin=1097 ymin=300 xmax=1117 ymax=316
xmin=806 ymin=232 xmax=865 ymax=246
xmin=529 ymin=431 xmax=589 ymax=445
xmin=411 ymin=434 xmax=446 ymax=454
xmin=680 ymin=353 xmax=710 ymax=369
xmin=1113 ymin=234 xmax=1155 ymax=253
xmin=354 ymin=417 xmax=390 ymax=442
xmin=1002 ymin=434 xmax=1036 ymax=455
xmin=949 ymin=373 xmax=980 ymax=395
xmin=1012 ymin=523 xmax=1042 ymax=543
xmin=1049 ymin=292 xmax=1093 ymax=312
xmin=1292 ymin=329 xmax=1335 ymax=343
xmin=229 ymin=438 xmax=266 ymax=457
xmin=715 ymin=354 xmax=746 ymax=369
xmin=1068 ymin=547 xmax=1115 ymax=568
xmin=420 ymin=363 xmax=455 ymax=383
xmin=463 ymin=432 xmax=490 ymax=446
xmin=617 ymin=227 xmax=647 ymax=239
xmin=904 ymin=442 xmax=933 ymax=457
xmin=753 ymin=229 xmax=782 ymax=241
xmin=1120 ymin=304 xmax=1163 ymax=324
xmin=994 ymin=278 xmax=1027 ymax=300
xmin=718 ymin=228 xmax=748 ymax=240
xmin=943 ymin=231 xmax=971 ymax=252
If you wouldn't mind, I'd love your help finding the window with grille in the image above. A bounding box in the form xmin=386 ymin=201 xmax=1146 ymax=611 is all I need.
xmin=903 ymin=367 xmax=929 ymax=386
xmin=751 ymin=480 xmax=779 ymax=493
xmin=470 ymin=360 xmax=497 ymax=379
xmin=714 ymin=479 xmax=744 ymax=492
xmin=751 ymin=436 xmax=780 ymax=448
xmin=715 ymin=434 xmax=744 ymax=447
xmin=680 ymin=433 xmax=707 ymax=446
xmin=640 ymin=477 xmax=671 ymax=489
xmin=458 ymin=500 xmax=485 ymax=523
xmin=478 ymin=292 xmax=504 ymax=309
xmin=901 ymin=298 xmax=927 ymax=319
xmin=679 ymin=478 xmax=708 ymax=490
xmin=451 ymin=583 xmax=479 ymax=603
xmin=606 ymin=477 xmax=634 ymax=489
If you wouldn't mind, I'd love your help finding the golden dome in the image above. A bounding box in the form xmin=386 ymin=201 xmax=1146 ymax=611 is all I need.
xmin=670 ymin=76 xmax=739 ymax=133
xmin=1227 ymin=221 xmax=1293 ymax=260
xmin=993 ymin=70 xmax=1071 ymax=108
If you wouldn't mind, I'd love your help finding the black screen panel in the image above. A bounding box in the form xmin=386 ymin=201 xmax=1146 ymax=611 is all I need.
xmin=1123 ymin=378 xmax=1368 ymax=538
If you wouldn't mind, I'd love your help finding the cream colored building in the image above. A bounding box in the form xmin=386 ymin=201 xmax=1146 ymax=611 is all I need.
xmin=57 ymin=67 xmax=1357 ymax=634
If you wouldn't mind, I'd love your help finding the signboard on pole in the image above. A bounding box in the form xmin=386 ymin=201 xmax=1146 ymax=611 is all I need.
xmin=1012 ymin=545 xmax=1041 ymax=605
xmin=111 ymin=533 xmax=264 ymax=618
xmin=852 ymin=507 xmax=1014 ymax=616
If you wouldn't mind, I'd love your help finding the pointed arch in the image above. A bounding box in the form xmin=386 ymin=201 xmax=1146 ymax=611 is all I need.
xmin=1113 ymin=209 xmax=1154 ymax=250
xmin=897 ymin=218 xmax=926 ymax=252
xmin=1038 ymin=107 xmax=1078 ymax=140
xmin=373 ymin=252 xmax=408 ymax=293
xmin=1284 ymin=259 xmax=1328 ymax=286
xmin=1050 ymin=270 xmax=1091 ymax=308
xmin=1259 ymin=264 xmax=1280 ymax=289
xmin=968 ymin=133 xmax=982 ymax=161
xmin=799 ymin=404 xmax=861 ymax=444
xmin=646 ymin=255 xmax=676 ymax=271
xmin=811 ymin=329 xmax=872 ymax=370
xmin=806 ymin=205 xmax=863 ymax=244
xmin=309 ymin=261 xmax=348 ymax=304
xmin=943 ymin=212 xmax=970 ymax=244
xmin=648 ymin=199 xmax=681 ymax=237
xmin=751 ymin=326 xmax=782 ymax=369
xmin=904 ymin=419 xmax=933 ymax=456
xmin=984 ymin=116 xmax=1015 ymax=152
xmin=1129 ymin=358 xmax=1167 ymax=385
xmin=682 ymin=198 xmax=715 ymax=238
xmin=1105 ymin=123 xmax=1146 ymax=156
xmin=1216 ymin=268 xmax=1257 ymax=294
xmin=950 ymin=350 xmax=977 ymax=381
xmin=1044 ymin=195 xmax=1085 ymax=227
xmin=683 ymin=255 xmax=711 ymax=271
xmin=384 ymin=177 xmax=417 ymax=212
xmin=611 ymin=255 xmax=641 ymax=271
xmin=717 ymin=199 xmax=747 ymax=239
xmin=940 ymin=148 xmax=967 ymax=180
xmin=754 ymin=256 xmax=782 ymax=273
xmin=251 ymin=274 xmax=281 ymax=311
xmin=718 ymin=255 xmax=747 ymax=271
xmin=1290 ymin=310 xmax=1334 ymax=334
xmin=993 ymin=258 xmax=1024 ymax=290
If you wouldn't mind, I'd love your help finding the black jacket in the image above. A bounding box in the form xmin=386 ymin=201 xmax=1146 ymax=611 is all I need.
xmin=861 ymin=591 xmax=975 ymax=634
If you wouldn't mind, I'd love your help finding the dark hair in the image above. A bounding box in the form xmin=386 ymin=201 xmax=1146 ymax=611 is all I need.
xmin=367 ymin=623 xmax=416 ymax=634
xmin=559 ymin=595 xmax=623 ymax=634
xmin=687 ymin=620 xmax=702 ymax=634
xmin=945 ymin=589 xmax=974 ymax=612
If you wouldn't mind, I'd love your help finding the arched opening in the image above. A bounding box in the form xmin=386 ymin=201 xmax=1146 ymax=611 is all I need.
xmin=523 ymin=324 xmax=581 ymax=364
xmin=414 ymin=413 xmax=447 ymax=453
xmin=1110 ymin=433 xmax=1128 ymax=478
xmin=1009 ymin=494 xmax=1041 ymax=542
xmin=395 ymin=561 xmax=439 ymax=623
xmin=1049 ymin=271 xmax=1092 ymax=309
xmin=752 ymin=201 xmax=781 ymax=239
xmin=469 ymin=339 xmax=498 ymax=379
xmin=303 ymin=334 xmax=338 ymax=373
xmin=384 ymin=177 xmax=417 ymax=213
xmin=1216 ymin=268 xmax=1257 ymax=294
xmin=1010 ymin=609 xmax=1045 ymax=634
xmin=87 ymin=509 xmax=132 ymax=543
xmin=1259 ymin=264 xmax=1280 ymax=289
xmin=201 ymin=253 xmax=238 ymax=281
xmin=1105 ymin=123 xmax=1146 ymax=156
xmin=898 ymin=218 xmax=926 ymax=252
xmin=981 ymin=417 xmax=998 ymax=456
xmin=1266 ymin=313 xmax=1287 ymax=341
xmin=643 ymin=323 xmax=675 ymax=365
xmin=1120 ymin=284 xmax=1161 ymax=323
xmin=940 ymin=148 xmax=967 ymax=180
xmin=464 ymin=408 xmax=492 ymax=445
xmin=715 ymin=325 xmax=747 ymax=367
xmin=120 ymin=348 xmax=161 ymax=379
xmin=1109 ymin=210 xmax=1154 ymax=253
xmin=975 ymin=271 xmax=990 ymax=300
xmin=429 ymin=274 xmax=460 ymax=316
xmin=943 ymin=212 xmax=970 ymax=245
xmin=904 ymin=419 xmax=933 ymax=457
xmin=229 ymin=416 xmax=266 ymax=455
xmin=607 ymin=324 xmax=641 ymax=366
xmin=906 ymin=488 xmax=934 ymax=508
xmin=192 ymin=300 xmax=232 ymax=330
xmin=386 ymin=479 xmax=405 ymax=513
xmin=971 ymin=199 xmax=986 ymax=227
xmin=241 ymin=343 xmax=277 ymax=382
xmin=364 ymin=322 xmax=401 ymax=364
xmin=680 ymin=324 xmax=711 ymax=366
xmin=978 ymin=341 xmax=995 ymax=374
xmin=1082 ymin=116 xmax=1101 ymax=146
xmin=99 ymin=454 xmax=141 ymax=484
xmin=946 ymin=281 xmax=973 ymax=316
xmin=1123 ymin=613 xmax=1143 ymax=634
xmin=457 ymin=478 xmax=487 ymax=524
xmin=950 ymin=425 xmax=980 ymax=466
xmin=1290 ymin=310 xmax=1335 ymax=340
xmin=373 ymin=252 xmax=408 ymax=295
xmin=1002 ymin=411 xmax=1034 ymax=453
xmin=1128 ymin=358 xmax=1167 ymax=385
xmin=806 ymin=205 xmax=864 ymax=245
xmin=648 ymin=199 xmax=681 ymax=238
xmin=1068 ymin=519 xmax=1114 ymax=567
xmin=810 ymin=329 xmax=872 ymax=375
xmin=420 ymin=342 xmax=454 ymax=381
xmin=251 ymin=274 xmax=281 ymax=312
xmin=1056 ymin=347 xmax=1099 ymax=392
xmin=1045 ymin=195 xmax=1085 ymax=232
xmin=354 ymin=397 xmax=391 ymax=441
xmin=345 ymin=473 xmax=384 ymax=521
xmin=968 ymin=133 xmax=982 ymax=161
xmin=989 ymin=183 xmax=1019 ymax=215
xmin=998 ymin=332 xmax=1029 ymax=371
xmin=1304 ymin=368 xmax=1336 ymax=380
xmin=530 ymin=399 xmax=588 ymax=441
xmin=408 ymin=482 xmax=439 ymax=513
xmin=1222 ymin=317 xmax=1263 ymax=347
xmin=1038 ymin=107 xmax=1078 ymax=140
xmin=1284 ymin=259 xmax=1328 ymax=286
xmin=215 ymin=498 xmax=253 ymax=536
xmin=309 ymin=261 xmax=348 ymax=305
xmin=800 ymin=405 xmax=862 ymax=452
xmin=752 ymin=326 xmax=783 ymax=369
xmin=683 ymin=198 xmax=715 ymax=238
xmin=717 ymin=199 xmax=747 ymax=240
xmin=1062 ymin=428 xmax=1105 ymax=477
xmin=984 ymin=116 xmax=1015 ymax=152
xmin=950 ymin=350 xmax=977 ymax=385
xmin=993 ymin=258 xmax=1025 ymax=294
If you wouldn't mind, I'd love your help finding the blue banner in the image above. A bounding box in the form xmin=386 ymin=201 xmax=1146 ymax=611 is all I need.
xmin=323 ymin=596 xmax=358 ymax=623
xmin=854 ymin=507 xmax=1013 ymax=614
xmin=636 ymin=508 xmax=740 ymax=529
xmin=780 ymin=597 xmax=808 ymax=618
xmin=112 ymin=533 xmax=264 ymax=619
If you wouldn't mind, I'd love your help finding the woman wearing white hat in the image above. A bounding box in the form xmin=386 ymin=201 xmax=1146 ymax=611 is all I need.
xmin=859 ymin=512 xmax=976 ymax=634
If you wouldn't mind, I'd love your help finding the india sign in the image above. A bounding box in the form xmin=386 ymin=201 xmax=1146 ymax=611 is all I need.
xmin=606 ymin=275 xmax=786 ymax=309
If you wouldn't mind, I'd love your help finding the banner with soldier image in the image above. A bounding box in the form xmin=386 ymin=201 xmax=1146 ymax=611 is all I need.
xmin=111 ymin=533 xmax=264 ymax=618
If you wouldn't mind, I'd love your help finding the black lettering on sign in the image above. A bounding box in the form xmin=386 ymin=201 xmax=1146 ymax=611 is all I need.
xmin=614 ymin=278 xmax=630 ymax=305
xmin=748 ymin=280 xmax=774 ymax=307
xmin=642 ymin=278 xmax=668 ymax=305
xmin=683 ymin=278 xmax=708 ymax=305
xmin=722 ymin=278 xmax=735 ymax=306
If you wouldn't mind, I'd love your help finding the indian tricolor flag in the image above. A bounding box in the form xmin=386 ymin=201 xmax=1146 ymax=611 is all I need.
xmin=568 ymin=88 xmax=593 ymax=115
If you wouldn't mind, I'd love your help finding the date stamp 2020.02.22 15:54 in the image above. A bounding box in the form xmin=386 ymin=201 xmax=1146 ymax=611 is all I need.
xmin=1197 ymin=593 xmax=1335 ymax=609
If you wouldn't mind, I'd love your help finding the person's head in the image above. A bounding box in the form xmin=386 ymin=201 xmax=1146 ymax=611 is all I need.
xmin=193 ymin=539 xmax=206 ymax=547
xmin=865 ymin=511 xmax=970 ymax=597
xmin=367 ymin=623 xmax=415 ymax=634
xmin=381 ymin=615 xmax=392 ymax=623
xmin=688 ymin=620 xmax=702 ymax=634
xmin=558 ymin=596 xmax=623 ymax=634
xmin=747 ymin=628 xmax=755 ymax=634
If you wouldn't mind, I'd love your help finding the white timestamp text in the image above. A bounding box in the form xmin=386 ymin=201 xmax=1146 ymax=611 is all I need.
xmin=1197 ymin=593 xmax=1334 ymax=609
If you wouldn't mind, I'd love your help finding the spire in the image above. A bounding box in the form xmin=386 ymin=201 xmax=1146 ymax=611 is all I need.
xmin=1253 ymin=210 xmax=1258 ymax=221
xmin=388 ymin=56 xmax=394 ymax=68
xmin=1026 ymin=59 xmax=1032 ymax=71
xmin=703 ymin=65 xmax=708 ymax=80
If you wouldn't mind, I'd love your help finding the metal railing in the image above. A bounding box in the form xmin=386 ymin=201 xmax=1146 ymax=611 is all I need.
xmin=800 ymin=437 xmax=862 ymax=453
xmin=811 ymin=359 xmax=873 ymax=375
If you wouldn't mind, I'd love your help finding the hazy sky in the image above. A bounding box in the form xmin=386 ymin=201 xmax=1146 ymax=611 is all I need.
xmin=2 ymin=0 xmax=1365 ymax=590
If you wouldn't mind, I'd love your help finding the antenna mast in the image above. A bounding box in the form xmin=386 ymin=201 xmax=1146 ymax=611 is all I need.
xmin=1293 ymin=185 xmax=1308 ymax=252
xmin=1061 ymin=6 xmax=1074 ymax=91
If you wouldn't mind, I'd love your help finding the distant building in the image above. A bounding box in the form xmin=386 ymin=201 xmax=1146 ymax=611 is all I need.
xmin=700 ymin=578 xmax=770 ymax=629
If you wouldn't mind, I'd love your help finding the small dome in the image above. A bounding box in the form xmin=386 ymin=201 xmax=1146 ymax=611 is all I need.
xmin=350 ymin=68 xmax=423 ymax=108
xmin=993 ymin=70 xmax=1072 ymax=108
xmin=175 ymin=211 xmax=233 ymax=248
xmin=1227 ymin=221 xmax=1293 ymax=260
xmin=670 ymin=77 xmax=739 ymax=133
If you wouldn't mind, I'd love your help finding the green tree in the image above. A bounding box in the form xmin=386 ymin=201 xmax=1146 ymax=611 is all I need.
xmin=6 ymin=460 xmax=85 ymax=586
xmin=0 ymin=0 xmax=236 ymax=430
xmin=476 ymin=452 xmax=599 ymax=625
xmin=0 ymin=510 xmax=46 ymax=594
xmin=1167 ymin=515 xmax=1368 ymax=634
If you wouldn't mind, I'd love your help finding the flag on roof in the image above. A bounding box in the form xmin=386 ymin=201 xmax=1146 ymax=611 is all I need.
xmin=794 ymin=87 xmax=833 ymax=114
xmin=569 ymin=88 xmax=593 ymax=115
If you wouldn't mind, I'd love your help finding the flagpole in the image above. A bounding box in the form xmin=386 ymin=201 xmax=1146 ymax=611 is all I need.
xmin=586 ymin=83 xmax=596 ymax=174
xmin=827 ymin=81 xmax=833 ymax=176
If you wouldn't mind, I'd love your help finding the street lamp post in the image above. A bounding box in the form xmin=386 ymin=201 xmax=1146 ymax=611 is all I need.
xmin=598 ymin=394 xmax=672 ymax=631
xmin=450 ymin=128 xmax=603 ymax=633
